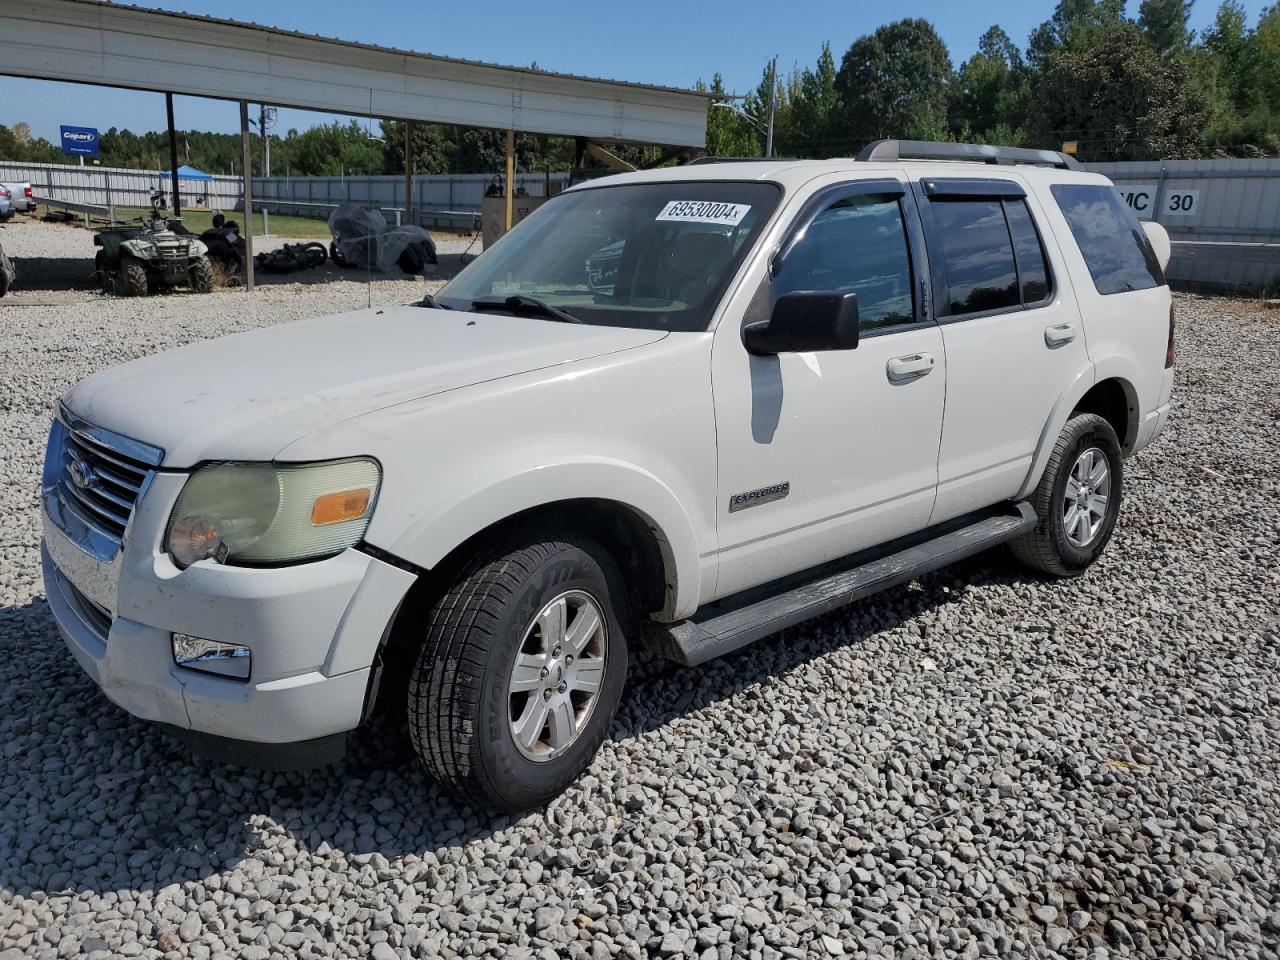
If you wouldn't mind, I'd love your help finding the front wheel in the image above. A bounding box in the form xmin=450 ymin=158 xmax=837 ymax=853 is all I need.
xmin=1011 ymin=412 xmax=1124 ymax=577
xmin=188 ymin=255 xmax=215 ymax=293
xmin=407 ymin=535 xmax=629 ymax=811
xmin=113 ymin=255 xmax=148 ymax=297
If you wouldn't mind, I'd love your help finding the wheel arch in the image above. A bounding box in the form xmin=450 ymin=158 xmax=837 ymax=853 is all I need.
xmin=368 ymin=460 xmax=702 ymax=624
xmin=1017 ymin=364 xmax=1140 ymax=501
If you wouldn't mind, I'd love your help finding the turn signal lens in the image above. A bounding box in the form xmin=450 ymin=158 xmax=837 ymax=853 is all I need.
xmin=311 ymin=488 xmax=371 ymax=526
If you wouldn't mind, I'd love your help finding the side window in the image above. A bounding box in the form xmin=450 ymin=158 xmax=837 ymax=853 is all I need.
xmin=930 ymin=199 xmax=1019 ymax=315
xmin=774 ymin=194 xmax=914 ymax=331
xmin=1005 ymin=200 xmax=1051 ymax=303
xmin=1050 ymin=183 xmax=1164 ymax=295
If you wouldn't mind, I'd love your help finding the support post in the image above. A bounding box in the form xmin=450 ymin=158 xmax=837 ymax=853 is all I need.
xmin=403 ymin=121 xmax=414 ymax=227
xmin=165 ymin=92 xmax=182 ymax=217
xmin=239 ymin=101 xmax=255 ymax=293
xmin=504 ymin=128 xmax=515 ymax=231
xmin=765 ymin=55 xmax=777 ymax=159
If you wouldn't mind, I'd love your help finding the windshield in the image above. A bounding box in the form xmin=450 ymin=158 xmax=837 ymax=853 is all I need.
xmin=436 ymin=181 xmax=782 ymax=332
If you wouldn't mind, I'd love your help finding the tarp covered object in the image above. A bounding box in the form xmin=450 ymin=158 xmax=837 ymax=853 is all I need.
xmin=0 ymin=241 xmax=15 ymax=297
xmin=327 ymin=203 xmax=437 ymax=274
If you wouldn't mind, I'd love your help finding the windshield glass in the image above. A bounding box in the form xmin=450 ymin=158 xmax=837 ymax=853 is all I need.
xmin=436 ymin=181 xmax=782 ymax=332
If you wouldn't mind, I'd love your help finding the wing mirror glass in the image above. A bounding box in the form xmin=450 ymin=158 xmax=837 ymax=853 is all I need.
xmin=743 ymin=291 xmax=860 ymax=355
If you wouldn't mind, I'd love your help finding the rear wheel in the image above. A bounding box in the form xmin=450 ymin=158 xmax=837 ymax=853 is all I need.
xmin=188 ymin=255 xmax=215 ymax=293
xmin=407 ymin=535 xmax=629 ymax=811
xmin=113 ymin=255 xmax=148 ymax=297
xmin=1011 ymin=412 xmax=1123 ymax=576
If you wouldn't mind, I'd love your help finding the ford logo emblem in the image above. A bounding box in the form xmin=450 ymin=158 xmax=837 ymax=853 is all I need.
xmin=67 ymin=453 xmax=97 ymax=491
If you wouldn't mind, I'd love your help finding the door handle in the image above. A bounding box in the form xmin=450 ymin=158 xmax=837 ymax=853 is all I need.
xmin=1045 ymin=323 xmax=1076 ymax=347
xmin=886 ymin=352 xmax=935 ymax=382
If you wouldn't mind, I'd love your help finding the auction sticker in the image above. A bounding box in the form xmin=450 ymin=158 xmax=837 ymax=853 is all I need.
xmin=656 ymin=200 xmax=751 ymax=226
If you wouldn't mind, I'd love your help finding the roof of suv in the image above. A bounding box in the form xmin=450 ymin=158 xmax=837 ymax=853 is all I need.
xmin=572 ymin=158 xmax=1110 ymax=192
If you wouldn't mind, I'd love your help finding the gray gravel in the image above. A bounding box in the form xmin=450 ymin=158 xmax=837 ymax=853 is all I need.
xmin=2 ymin=217 xmax=1279 ymax=959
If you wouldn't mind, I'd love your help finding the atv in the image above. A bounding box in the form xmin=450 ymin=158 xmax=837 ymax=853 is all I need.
xmin=93 ymin=190 xmax=215 ymax=297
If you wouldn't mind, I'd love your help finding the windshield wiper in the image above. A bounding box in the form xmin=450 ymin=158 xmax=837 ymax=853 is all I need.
xmin=417 ymin=294 xmax=452 ymax=310
xmin=469 ymin=294 xmax=583 ymax=324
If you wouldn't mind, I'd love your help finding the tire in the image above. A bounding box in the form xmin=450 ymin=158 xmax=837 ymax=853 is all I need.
xmin=1011 ymin=412 xmax=1124 ymax=577
xmin=114 ymin=255 xmax=148 ymax=297
xmin=188 ymin=255 xmax=215 ymax=293
xmin=408 ymin=535 xmax=629 ymax=811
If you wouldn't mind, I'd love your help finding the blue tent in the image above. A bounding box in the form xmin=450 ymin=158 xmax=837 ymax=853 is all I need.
xmin=175 ymin=164 xmax=212 ymax=181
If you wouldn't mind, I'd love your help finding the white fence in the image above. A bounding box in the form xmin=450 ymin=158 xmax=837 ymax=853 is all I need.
xmin=1082 ymin=158 xmax=1280 ymax=291
xmin=0 ymin=160 xmax=567 ymax=231
xmin=254 ymin=173 xmax=569 ymax=230
xmin=0 ymin=160 xmax=241 ymax=212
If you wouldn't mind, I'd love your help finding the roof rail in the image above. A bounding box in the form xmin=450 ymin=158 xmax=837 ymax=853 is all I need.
xmin=855 ymin=139 xmax=1079 ymax=170
xmin=683 ymin=155 xmax=784 ymax=165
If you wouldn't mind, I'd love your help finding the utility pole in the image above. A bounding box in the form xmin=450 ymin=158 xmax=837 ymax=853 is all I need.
xmin=259 ymin=103 xmax=272 ymax=178
xmin=765 ymin=55 xmax=777 ymax=159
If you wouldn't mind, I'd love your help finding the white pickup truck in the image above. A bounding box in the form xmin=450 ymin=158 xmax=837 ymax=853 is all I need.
xmin=41 ymin=140 xmax=1175 ymax=810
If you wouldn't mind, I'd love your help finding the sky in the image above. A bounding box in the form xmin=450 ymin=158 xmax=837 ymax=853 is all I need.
xmin=1 ymin=0 xmax=1271 ymax=142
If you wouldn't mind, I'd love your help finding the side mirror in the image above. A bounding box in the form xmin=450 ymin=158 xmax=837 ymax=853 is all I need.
xmin=743 ymin=291 xmax=860 ymax=355
xmin=1141 ymin=220 xmax=1171 ymax=272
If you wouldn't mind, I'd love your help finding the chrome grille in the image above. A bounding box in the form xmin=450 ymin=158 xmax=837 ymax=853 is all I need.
xmin=43 ymin=408 xmax=163 ymax=561
xmin=59 ymin=429 xmax=149 ymax=539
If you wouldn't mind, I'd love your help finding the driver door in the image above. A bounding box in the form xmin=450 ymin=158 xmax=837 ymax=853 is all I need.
xmin=710 ymin=176 xmax=946 ymax=600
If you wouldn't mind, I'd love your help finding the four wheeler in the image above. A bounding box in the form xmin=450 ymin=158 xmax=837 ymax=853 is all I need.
xmin=200 ymin=213 xmax=248 ymax=278
xmin=93 ymin=190 xmax=214 ymax=297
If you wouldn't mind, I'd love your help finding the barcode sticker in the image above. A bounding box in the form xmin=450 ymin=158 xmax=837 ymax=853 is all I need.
xmin=655 ymin=200 xmax=751 ymax=226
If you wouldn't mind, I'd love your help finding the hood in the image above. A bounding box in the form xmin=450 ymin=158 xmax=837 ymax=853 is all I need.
xmin=64 ymin=305 xmax=667 ymax=467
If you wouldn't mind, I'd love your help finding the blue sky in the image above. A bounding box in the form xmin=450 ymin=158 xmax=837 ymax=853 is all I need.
xmin=1 ymin=0 xmax=1270 ymax=142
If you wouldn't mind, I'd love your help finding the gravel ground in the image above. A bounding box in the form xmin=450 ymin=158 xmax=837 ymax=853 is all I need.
xmin=1 ymin=218 xmax=1278 ymax=960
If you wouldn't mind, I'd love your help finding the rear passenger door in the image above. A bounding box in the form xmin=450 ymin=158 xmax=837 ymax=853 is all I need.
xmin=913 ymin=177 xmax=1090 ymax=523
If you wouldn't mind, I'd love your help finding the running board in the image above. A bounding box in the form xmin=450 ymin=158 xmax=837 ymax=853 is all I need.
xmin=653 ymin=502 xmax=1037 ymax=666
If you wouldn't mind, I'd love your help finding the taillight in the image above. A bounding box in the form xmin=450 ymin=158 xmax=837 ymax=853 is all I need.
xmin=24 ymin=186 xmax=32 ymax=199
xmin=1165 ymin=303 xmax=1176 ymax=368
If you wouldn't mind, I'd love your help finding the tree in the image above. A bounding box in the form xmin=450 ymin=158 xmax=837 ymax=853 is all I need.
xmin=1027 ymin=0 xmax=1127 ymax=64
xmin=1138 ymin=0 xmax=1195 ymax=55
xmin=699 ymin=74 xmax=762 ymax=157
xmin=952 ymin=26 xmax=1031 ymax=142
xmin=1037 ymin=22 xmax=1209 ymax=159
xmin=834 ymin=19 xmax=953 ymax=147
xmin=788 ymin=42 xmax=841 ymax=157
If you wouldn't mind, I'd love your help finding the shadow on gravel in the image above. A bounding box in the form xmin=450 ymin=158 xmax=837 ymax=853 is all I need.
xmin=0 ymin=256 xmax=98 ymax=292
xmin=0 ymin=551 xmax=1035 ymax=901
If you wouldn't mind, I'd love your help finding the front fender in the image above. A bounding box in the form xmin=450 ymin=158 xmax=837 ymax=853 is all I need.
xmin=366 ymin=457 xmax=704 ymax=621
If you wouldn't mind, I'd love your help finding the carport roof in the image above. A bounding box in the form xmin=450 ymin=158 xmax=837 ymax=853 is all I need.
xmin=0 ymin=0 xmax=712 ymax=147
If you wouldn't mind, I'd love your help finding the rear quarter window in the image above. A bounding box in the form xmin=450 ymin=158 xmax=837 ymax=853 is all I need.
xmin=1050 ymin=184 xmax=1165 ymax=295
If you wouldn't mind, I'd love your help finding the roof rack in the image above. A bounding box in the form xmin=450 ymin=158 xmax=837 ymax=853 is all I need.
xmin=854 ymin=139 xmax=1079 ymax=170
xmin=683 ymin=155 xmax=786 ymax=165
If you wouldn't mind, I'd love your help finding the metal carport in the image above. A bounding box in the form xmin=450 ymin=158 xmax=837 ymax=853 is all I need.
xmin=0 ymin=0 xmax=711 ymax=287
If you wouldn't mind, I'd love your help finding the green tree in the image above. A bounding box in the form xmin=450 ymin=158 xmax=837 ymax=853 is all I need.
xmin=834 ymin=19 xmax=953 ymax=146
xmin=952 ymin=26 xmax=1031 ymax=142
xmin=1036 ymin=22 xmax=1209 ymax=159
xmin=1028 ymin=0 xmax=1127 ymax=64
xmin=788 ymin=42 xmax=841 ymax=157
xmin=699 ymin=73 xmax=762 ymax=157
xmin=1138 ymin=0 xmax=1195 ymax=55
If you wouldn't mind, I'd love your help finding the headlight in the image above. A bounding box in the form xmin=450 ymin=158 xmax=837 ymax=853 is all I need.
xmin=165 ymin=458 xmax=380 ymax=568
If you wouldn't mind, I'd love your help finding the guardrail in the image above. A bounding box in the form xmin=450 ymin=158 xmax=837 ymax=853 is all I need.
xmin=252 ymin=198 xmax=481 ymax=233
xmin=32 ymin=194 xmax=113 ymax=227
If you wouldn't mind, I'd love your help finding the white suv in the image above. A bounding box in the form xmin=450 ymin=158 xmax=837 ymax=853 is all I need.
xmin=41 ymin=140 xmax=1175 ymax=810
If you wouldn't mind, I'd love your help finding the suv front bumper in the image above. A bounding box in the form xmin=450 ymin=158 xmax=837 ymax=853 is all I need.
xmin=42 ymin=468 xmax=417 ymax=764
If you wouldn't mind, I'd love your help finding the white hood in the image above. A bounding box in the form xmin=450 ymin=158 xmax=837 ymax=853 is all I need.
xmin=64 ymin=305 xmax=666 ymax=467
